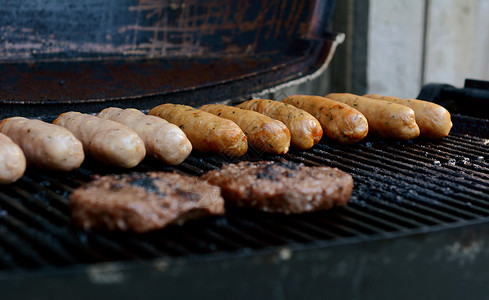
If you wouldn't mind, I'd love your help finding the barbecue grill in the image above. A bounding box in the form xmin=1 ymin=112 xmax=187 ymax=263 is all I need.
xmin=1 ymin=1 xmax=489 ymax=299
xmin=1 ymin=115 xmax=488 ymax=299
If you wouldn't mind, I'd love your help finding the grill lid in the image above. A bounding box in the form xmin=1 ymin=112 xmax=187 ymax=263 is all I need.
xmin=0 ymin=0 xmax=340 ymax=118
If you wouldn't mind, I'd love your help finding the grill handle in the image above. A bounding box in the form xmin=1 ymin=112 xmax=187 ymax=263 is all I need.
xmin=417 ymin=79 xmax=489 ymax=118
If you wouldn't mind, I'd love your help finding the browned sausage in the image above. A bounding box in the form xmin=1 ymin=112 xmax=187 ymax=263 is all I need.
xmin=237 ymin=99 xmax=323 ymax=150
xmin=282 ymin=95 xmax=368 ymax=144
xmin=0 ymin=117 xmax=84 ymax=171
xmin=326 ymin=93 xmax=420 ymax=140
xmin=364 ymin=94 xmax=452 ymax=139
xmin=149 ymin=104 xmax=247 ymax=157
xmin=97 ymin=107 xmax=192 ymax=165
xmin=199 ymin=104 xmax=291 ymax=154
xmin=0 ymin=133 xmax=26 ymax=184
xmin=53 ymin=112 xmax=145 ymax=168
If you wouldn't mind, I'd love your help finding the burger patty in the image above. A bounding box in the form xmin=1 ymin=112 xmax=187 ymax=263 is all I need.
xmin=201 ymin=161 xmax=353 ymax=214
xmin=70 ymin=172 xmax=225 ymax=233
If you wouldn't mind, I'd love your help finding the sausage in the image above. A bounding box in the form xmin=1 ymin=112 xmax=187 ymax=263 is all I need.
xmin=237 ymin=99 xmax=323 ymax=150
xmin=282 ymin=95 xmax=368 ymax=144
xmin=199 ymin=104 xmax=291 ymax=154
xmin=97 ymin=107 xmax=192 ymax=165
xmin=149 ymin=104 xmax=247 ymax=157
xmin=0 ymin=117 xmax=84 ymax=171
xmin=326 ymin=93 xmax=420 ymax=140
xmin=53 ymin=112 xmax=145 ymax=168
xmin=364 ymin=94 xmax=452 ymax=139
xmin=0 ymin=133 xmax=26 ymax=184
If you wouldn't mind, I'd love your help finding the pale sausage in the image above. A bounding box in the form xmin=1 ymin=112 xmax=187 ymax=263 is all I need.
xmin=0 ymin=117 xmax=84 ymax=171
xmin=53 ymin=112 xmax=145 ymax=168
xmin=98 ymin=107 xmax=192 ymax=165
xmin=0 ymin=133 xmax=26 ymax=184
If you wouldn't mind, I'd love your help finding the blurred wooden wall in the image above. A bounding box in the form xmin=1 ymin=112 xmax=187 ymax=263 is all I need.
xmin=329 ymin=0 xmax=489 ymax=98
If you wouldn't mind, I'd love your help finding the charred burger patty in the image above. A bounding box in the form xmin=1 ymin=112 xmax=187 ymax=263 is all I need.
xmin=201 ymin=161 xmax=353 ymax=214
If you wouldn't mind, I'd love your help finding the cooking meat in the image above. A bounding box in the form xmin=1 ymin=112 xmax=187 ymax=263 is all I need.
xmin=201 ymin=161 xmax=353 ymax=214
xmin=282 ymin=95 xmax=368 ymax=144
xmin=326 ymin=93 xmax=420 ymax=140
xmin=0 ymin=133 xmax=26 ymax=184
xmin=237 ymin=99 xmax=323 ymax=150
xmin=363 ymin=94 xmax=452 ymax=139
xmin=97 ymin=107 xmax=192 ymax=165
xmin=53 ymin=112 xmax=146 ymax=168
xmin=70 ymin=172 xmax=225 ymax=233
xmin=0 ymin=117 xmax=84 ymax=171
xmin=149 ymin=104 xmax=248 ymax=157
xmin=199 ymin=104 xmax=291 ymax=154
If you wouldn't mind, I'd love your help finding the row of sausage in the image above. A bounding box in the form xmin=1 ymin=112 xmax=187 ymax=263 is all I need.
xmin=0 ymin=93 xmax=452 ymax=184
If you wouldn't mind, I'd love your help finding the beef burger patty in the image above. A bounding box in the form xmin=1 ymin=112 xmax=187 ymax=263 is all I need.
xmin=70 ymin=172 xmax=225 ymax=233
xmin=201 ymin=161 xmax=353 ymax=213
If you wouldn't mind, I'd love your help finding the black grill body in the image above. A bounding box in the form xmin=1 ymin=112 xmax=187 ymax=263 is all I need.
xmin=1 ymin=114 xmax=488 ymax=299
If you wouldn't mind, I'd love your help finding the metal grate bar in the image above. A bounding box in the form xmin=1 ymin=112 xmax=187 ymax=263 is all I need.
xmin=224 ymin=214 xmax=297 ymax=244
xmin=304 ymin=214 xmax=369 ymax=237
xmin=206 ymin=217 xmax=273 ymax=248
xmin=279 ymin=216 xmax=344 ymax=239
xmin=162 ymin=228 xmax=222 ymax=253
xmin=285 ymin=151 xmax=477 ymax=222
xmin=143 ymin=231 xmax=194 ymax=256
xmin=430 ymin=138 xmax=489 ymax=160
xmin=0 ymin=193 xmax=112 ymax=265
xmin=7 ymin=186 xmax=71 ymax=225
xmin=380 ymin=141 xmax=489 ymax=182
xmin=111 ymin=235 xmax=167 ymax=258
xmin=329 ymin=208 xmax=410 ymax=234
xmin=0 ymin=214 xmax=77 ymax=266
xmin=354 ymin=144 xmax=489 ymax=192
xmin=347 ymin=201 xmax=429 ymax=228
xmin=0 ymin=245 xmax=18 ymax=270
xmin=0 ymin=224 xmax=50 ymax=268
xmin=340 ymin=206 xmax=410 ymax=231
xmin=444 ymin=133 xmax=489 ymax=156
xmin=246 ymin=215 xmax=320 ymax=243
xmin=404 ymin=145 xmax=489 ymax=181
xmin=198 ymin=227 xmax=246 ymax=251
xmin=311 ymin=144 xmax=489 ymax=207
xmin=81 ymin=232 xmax=149 ymax=261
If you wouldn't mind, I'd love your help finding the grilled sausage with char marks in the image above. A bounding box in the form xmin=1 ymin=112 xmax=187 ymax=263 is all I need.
xmin=199 ymin=104 xmax=291 ymax=154
xmin=326 ymin=93 xmax=420 ymax=140
xmin=282 ymin=95 xmax=368 ymax=144
xmin=237 ymin=99 xmax=323 ymax=150
xmin=149 ymin=104 xmax=248 ymax=157
xmin=364 ymin=94 xmax=452 ymax=139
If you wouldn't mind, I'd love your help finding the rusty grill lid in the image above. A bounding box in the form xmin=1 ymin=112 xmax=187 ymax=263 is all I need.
xmin=0 ymin=0 xmax=339 ymax=118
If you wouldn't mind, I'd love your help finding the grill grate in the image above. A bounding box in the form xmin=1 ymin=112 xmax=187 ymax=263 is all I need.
xmin=0 ymin=116 xmax=488 ymax=271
